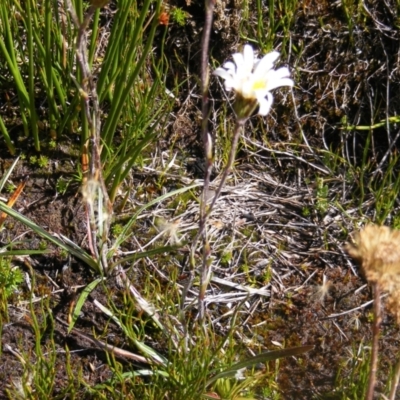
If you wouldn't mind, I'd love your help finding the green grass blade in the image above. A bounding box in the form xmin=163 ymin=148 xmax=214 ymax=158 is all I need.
xmin=96 ymin=0 xmax=135 ymax=98
xmin=0 ymin=201 xmax=98 ymax=271
xmin=0 ymin=116 xmax=15 ymax=156
xmin=94 ymin=299 xmax=168 ymax=366
xmin=109 ymin=182 xmax=202 ymax=256
xmin=0 ymin=154 xmax=18 ymax=190
xmin=205 ymin=345 xmax=314 ymax=388
xmin=102 ymin=0 xmax=162 ymax=148
xmin=26 ymin=0 xmax=40 ymax=150
xmin=44 ymin=0 xmax=56 ymax=131
xmin=0 ymin=36 xmax=30 ymax=107
xmin=89 ymin=8 xmax=100 ymax=66
xmin=0 ymin=249 xmax=51 ymax=256
xmin=0 ymin=116 xmax=16 ymax=155
xmin=68 ymin=277 xmax=104 ymax=333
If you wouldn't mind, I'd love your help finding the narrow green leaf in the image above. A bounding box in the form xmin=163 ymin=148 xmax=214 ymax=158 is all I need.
xmin=0 ymin=155 xmax=19 ymax=192
xmin=205 ymin=345 xmax=314 ymax=387
xmin=0 ymin=201 xmax=99 ymax=271
xmin=93 ymin=299 xmax=168 ymax=366
xmin=68 ymin=277 xmax=104 ymax=333
xmin=0 ymin=116 xmax=16 ymax=155
xmin=0 ymin=249 xmax=51 ymax=257
xmin=26 ymin=0 xmax=40 ymax=150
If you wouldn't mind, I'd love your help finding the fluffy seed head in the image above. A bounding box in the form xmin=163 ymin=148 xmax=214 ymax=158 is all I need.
xmin=346 ymin=224 xmax=400 ymax=322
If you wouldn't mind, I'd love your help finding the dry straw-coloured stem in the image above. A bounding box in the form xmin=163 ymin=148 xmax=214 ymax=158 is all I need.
xmin=66 ymin=0 xmax=112 ymax=273
xmin=187 ymin=0 xmax=216 ymax=320
xmin=366 ymin=282 xmax=381 ymax=400
xmin=346 ymin=224 xmax=400 ymax=399
xmin=192 ymin=118 xmax=245 ymax=319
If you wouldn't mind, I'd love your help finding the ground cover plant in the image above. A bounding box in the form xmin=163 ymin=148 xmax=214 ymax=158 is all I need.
xmin=1 ymin=0 xmax=400 ymax=399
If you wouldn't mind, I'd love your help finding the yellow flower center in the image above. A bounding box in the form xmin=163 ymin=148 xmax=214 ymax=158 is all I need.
xmin=252 ymin=80 xmax=267 ymax=91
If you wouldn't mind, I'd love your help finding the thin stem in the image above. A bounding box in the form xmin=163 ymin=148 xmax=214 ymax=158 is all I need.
xmin=199 ymin=0 xmax=216 ymax=226
xmin=197 ymin=0 xmax=215 ymax=315
xmin=366 ymin=282 xmax=381 ymax=400
xmin=194 ymin=118 xmax=245 ymax=319
xmin=192 ymin=119 xmax=245 ymax=262
xmin=207 ymin=119 xmax=245 ymax=215
xmin=184 ymin=0 xmax=215 ymax=320
xmin=66 ymin=0 xmax=111 ymax=274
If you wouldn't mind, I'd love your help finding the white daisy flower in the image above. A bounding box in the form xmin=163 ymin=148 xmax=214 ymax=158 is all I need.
xmin=213 ymin=44 xmax=293 ymax=117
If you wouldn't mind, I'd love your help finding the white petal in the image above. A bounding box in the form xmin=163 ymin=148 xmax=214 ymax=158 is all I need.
xmin=266 ymin=70 xmax=294 ymax=91
xmin=224 ymin=80 xmax=234 ymax=91
xmin=241 ymin=80 xmax=255 ymax=98
xmin=232 ymin=52 xmax=245 ymax=70
xmin=254 ymin=51 xmax=280 ymax=76
xmin=242 ymin=45 xmax=255 ymax=73
xmin=213 ymin=68 xmax=233 ymax=80
xmin=274 ymin=77 xmax=294 ymax=88
xmin=257 ymin=92 xmax=274 ymax=116
xmin=223 ymin=61 xmax=236 ymax=73
xmin=274 ymin=66 xmax=291 ymax=78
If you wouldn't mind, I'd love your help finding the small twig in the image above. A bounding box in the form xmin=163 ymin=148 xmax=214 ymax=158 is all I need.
xmin=55 ymin=316 xmax=150 ymax=364
xmin=322 ymin=293 xmax=388 ymax=320
xmin=243 ymin=136 xmax=330 ymax=175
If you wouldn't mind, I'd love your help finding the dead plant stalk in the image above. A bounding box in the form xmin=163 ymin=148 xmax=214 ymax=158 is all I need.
xmin=66 ymin=0 xmax=112 ymax=274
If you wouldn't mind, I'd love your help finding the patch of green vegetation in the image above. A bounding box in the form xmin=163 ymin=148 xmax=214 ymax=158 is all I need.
xmin=38 ymin=240 xmax=48 ymax=251
xmin=5 ymin=297 xmax=83 ymax=399
xmin=29 ymin=155 xmax=49 ymax=168
xmin=221 ymin=249 xmax=232 ymax=265
xmin=329 ymin=343 xmax=370 ymax=399
xmin=59 ymin=249 xmax=68 ymax=259
xmin=0 ymin=257 xmax=24 ymax=300
xmin=111 ymin=223 xmax=124 ymax=237
xmin=262 ymin=265 xmax=272 ymax=284
xmin=56 ymin=177 xmax=70 ymax=195
xmin=315 ymin=177 xmax=329 ymax=215
xmin=5 ymin=183 xmax=17 ymax=193
xmin=302 ymin=206 xmax=311 ymax=217
xmin=171 ymin=7 xmax=188 ymax=26
xmin=393 ymin=214 xmax=400 ymax=230
xmin=370 ymin=154 xmax=400 ymax=224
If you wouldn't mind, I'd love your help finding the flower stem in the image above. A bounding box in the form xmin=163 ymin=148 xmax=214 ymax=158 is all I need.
xmin=194 ymin=118 xmax=245 ymax=320
xmin=207 ymin=118 xmax=245 ymax=215
xmin=183 ymin=0 xmax=215 ymax=320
